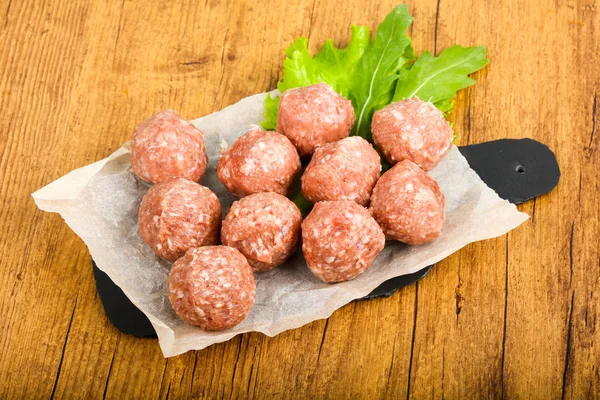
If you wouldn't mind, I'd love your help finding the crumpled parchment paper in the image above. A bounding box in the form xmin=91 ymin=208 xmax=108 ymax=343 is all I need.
xmin=32 ymin=92 xmax=529 ymax=357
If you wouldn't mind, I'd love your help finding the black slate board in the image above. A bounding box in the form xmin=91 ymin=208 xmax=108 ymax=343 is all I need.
xmin=92 ymin=138 xmax=560 ymax=337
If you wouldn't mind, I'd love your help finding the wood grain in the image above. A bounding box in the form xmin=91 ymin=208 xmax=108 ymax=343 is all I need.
xmin=0 ymin=0 xmax=598 ymax=398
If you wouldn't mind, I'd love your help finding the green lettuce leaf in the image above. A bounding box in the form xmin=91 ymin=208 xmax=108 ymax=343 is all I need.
xmin=309 ymin=26 xmax=370 ymax=96
xmin=261 ymin=5 xmax=415 ymax=137
xmin=262 ymin=95 xmax=279 ymax=130
xmin=261 ymin=26 xmax=370 ymax=130
xmin=349 ymin=4 xmax=414 ymax=139
xmin=392 ymin=45 xmax=489 ymax=109
xmin=277 ymin=37 xmax=321 ymax=90
xmin=263 ymin=8 xmax=489 ymax=133
xmin=434 ymin=98 xmax=455 ymax=114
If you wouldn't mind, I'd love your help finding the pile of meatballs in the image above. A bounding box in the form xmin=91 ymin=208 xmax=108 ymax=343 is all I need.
xmin=131 ymin=82 xmax=453 ymax=331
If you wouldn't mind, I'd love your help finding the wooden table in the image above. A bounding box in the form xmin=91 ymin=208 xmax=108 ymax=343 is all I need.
xmin=1 ymin=0 xmax=598 ymax=398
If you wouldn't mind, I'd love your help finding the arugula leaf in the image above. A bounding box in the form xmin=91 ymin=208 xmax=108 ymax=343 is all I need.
xmin=260 ymin=26 xmax=370 ymax=130
xmin=349 ymin=4 xmax=414 ymax=140
xmin=434 ymin=98 xmax=455 ymax=114
xmin=392 ymin=45 xmax=489 ymax=109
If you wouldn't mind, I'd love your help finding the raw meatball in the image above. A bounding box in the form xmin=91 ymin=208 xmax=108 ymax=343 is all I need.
xmin=138 ymin=178 xmax=221 ymax=262
xmin=301 ymin=136 xmax=381 ymax=206
xmin=369 ymin=160 xmax=445 ymax=245
xmin=130 ymin=109 xmax=208 ymax=184
xmin=372 ymin=98 xmax=453 ymax=171
xmin=217 ymin=126 xmax=301 ymax=197
xmin=221 ymin=193 xmax=302 ymax=272
xmin=302 ymin=201 xmax=385 ymax=283
xmin=277 ymin=83 xmax=355 ymax=156
xmin=168 ymin=246 xmax=256 ymax=330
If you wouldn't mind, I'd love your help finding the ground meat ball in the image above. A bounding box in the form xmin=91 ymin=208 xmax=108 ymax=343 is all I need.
xmin=217 ymin=126 xmax=301 ymax=197
xmin=302 ymin=201 xmax=385 ymax=283
xmin=168 ymin=246 xmax=256 ymax=330
xmin=221 ymin=193 xmax=302 ymax=272
xmin=372 ymin=98 xmax=453 ymax=171
xmin=130 ymin=109 xmax=208 ymax=184
xmin=369 ymin=160 xmax=445 ymax=245
xmin=301 ymin=136 xmax=381 ymax=206
xmin=277 ymin=83 xmax=356 ymax=156
xmin=138 ymin=178 xmax=221 ymax=262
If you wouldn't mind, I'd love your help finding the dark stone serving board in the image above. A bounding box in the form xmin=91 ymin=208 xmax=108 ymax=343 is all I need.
xmin=92 ymin=138 xmax=560 ymax=337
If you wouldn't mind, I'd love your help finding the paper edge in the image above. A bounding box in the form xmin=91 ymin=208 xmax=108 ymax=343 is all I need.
xmin=32 ymin=147 xmax=130 ymax=209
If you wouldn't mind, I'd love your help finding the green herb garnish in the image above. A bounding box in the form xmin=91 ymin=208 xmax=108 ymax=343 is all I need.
xmin=261 ymin=4 xmax=489 ymax=139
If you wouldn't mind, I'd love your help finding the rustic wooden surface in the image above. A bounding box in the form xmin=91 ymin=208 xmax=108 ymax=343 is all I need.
xmin=1 ymin=0 xmax=598 ymax=398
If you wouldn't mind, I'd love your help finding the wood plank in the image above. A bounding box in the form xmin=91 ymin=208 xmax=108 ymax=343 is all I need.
xmin=396 ymin=1 xmax=511 ymax=398
xmin=0 ymin=0 xmax=598 ymax=398
xmin=0 ymin=0 xmax=101 ymax=398
xmin=493 ymin=1 xmax=599 ymax=398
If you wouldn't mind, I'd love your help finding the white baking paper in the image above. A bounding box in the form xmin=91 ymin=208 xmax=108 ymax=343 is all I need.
xmin=33 ymin=92 xmax=529 ymax=357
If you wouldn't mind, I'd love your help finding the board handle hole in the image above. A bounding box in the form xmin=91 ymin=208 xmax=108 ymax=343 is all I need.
xmin=516 ymin=164 xmax=526 ymax=174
